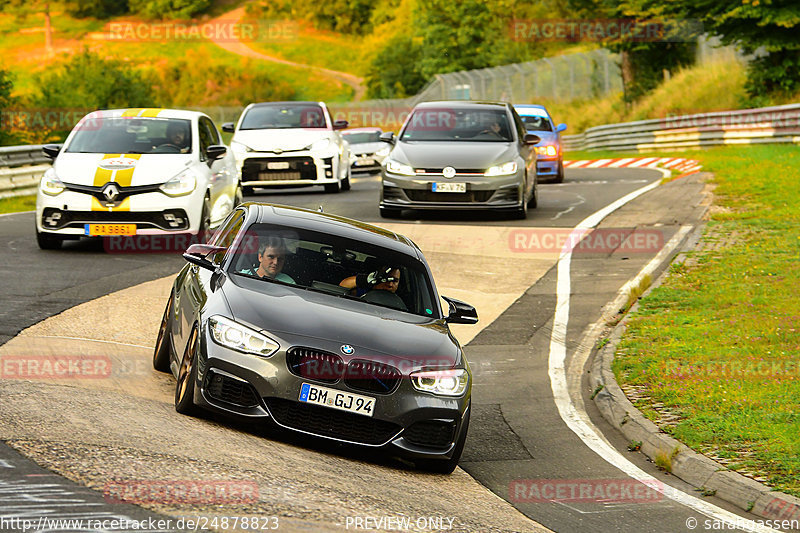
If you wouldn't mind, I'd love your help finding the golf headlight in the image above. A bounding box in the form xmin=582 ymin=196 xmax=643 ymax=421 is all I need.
xmin=535 ymin=145 xmax=558 ymax=157
xmin=40 ymin=168 xmax=65 ymax=195
xmin=208 ymin=315 xmax=279 ymax=358
xmin=385 ymin=159 xmax=416 ymax=176
xmin=376 ymin=146 xmax=391 ymax=157
xmin=410 ymin=369 xmax=469 ymax=396
xmin=160 ymin=169 xmax=196 ymax=197
xmin=310 ymin=138 xmax=331 ymax=152
xmin=484 ymin=161 xmax=518 ymax=176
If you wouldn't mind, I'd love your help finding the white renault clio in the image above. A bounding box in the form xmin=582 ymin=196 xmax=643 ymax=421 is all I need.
xmin=36 ymin=108 xmax=240 ymax=249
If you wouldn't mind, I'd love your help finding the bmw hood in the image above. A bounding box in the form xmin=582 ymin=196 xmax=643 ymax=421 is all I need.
xmin=233 ymin=130 xmax=332 ymax=152
xmin=222 ymin=277 xmax=461 ymax=368
xmin=53 ymin=153 xmax=192 ymax=186
xmin=391 ymin=141 xmax=516 ymax=169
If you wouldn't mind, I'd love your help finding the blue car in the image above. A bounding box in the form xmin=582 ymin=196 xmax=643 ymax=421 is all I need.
xmin=514 ymin=105 xmax=567 ymax=183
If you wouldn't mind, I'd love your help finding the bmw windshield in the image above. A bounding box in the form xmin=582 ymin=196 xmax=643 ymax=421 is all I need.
xmin=229 ymin=223 xmax=438 ymax=318
xmin=400 ymin=108 xmax=513 ymax=142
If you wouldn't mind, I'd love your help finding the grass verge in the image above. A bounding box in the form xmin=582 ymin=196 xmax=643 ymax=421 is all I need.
xmin=612 ymin=144 xmax=800 ymax=497
xmin=0 ymin=194 xmax=36 ymax=214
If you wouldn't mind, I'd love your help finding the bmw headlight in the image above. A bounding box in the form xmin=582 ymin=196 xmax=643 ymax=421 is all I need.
xmin=376 ymin=146 xmax=391 ymax=157
xmin=159 ymin=169 xmax=197 ymax=197
xmin=208 ymin=315 xmax=279 ymax=358
xmin=484 ymin=161 xmax=518 ymax=177
xmin=535 ymin=145 xmax=558 ymax=157
xmin=410 ymin=368 xmax=469 ymax=396
xmin=385 ymin=159 xmax=416 ymax=176
xmin=310 ymin=138 xmax=331 ymax=152
xmin=40 ymin=168 xmax=65 ymax=196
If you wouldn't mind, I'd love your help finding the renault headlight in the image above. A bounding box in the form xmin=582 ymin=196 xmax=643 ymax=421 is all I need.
xmin=385 ymin=159 xmax=416 ymax=176
xmin=208 ymin=315 xmax=279 ymax=358
xmin=40 ymin=168 xmax=65 ymax=196
xmin=159 ymin=169 xmax=197 ymax=197
xmin=410 ymin=369 xmax=469 ymax=396
xmin=484 ymin=161 xmax=518 ymax=176
xmin=535 ymin=145 xmax=558 ymax=157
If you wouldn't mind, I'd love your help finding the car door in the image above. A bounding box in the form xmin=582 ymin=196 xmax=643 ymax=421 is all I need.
xmin=198 ymin=116 xmax=232 ymax=222
xmin=511 ymin=108 xmax=536 ymax=199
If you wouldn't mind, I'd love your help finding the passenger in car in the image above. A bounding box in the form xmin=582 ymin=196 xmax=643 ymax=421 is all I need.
xmin=240 ymin=235 xmax=296 ymax=284
xmin=340 ymin=266 xmax=407 ymax=311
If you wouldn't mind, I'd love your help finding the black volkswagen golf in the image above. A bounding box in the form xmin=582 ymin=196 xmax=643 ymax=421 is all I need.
xmin=153 ymin=203 xmax=477 ymax=473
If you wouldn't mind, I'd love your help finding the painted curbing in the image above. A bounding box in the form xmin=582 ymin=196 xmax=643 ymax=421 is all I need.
xmin=588 ymin=221 xmax=800 ymax=528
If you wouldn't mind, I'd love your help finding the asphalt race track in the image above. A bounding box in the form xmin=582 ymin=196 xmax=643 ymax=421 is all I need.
xmin=0 ymin=169 xmax=776 ymax=532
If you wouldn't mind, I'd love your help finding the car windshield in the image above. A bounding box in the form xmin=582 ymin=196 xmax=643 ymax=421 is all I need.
xmin=65 ymin=116 xmax=193 ymax=154
xmin=229 ymin=223 xmax=438 ymax=318
xmin=239 ymin=104 xmax=327 ymax=130
xmin=400 ymin=107 xmax=513 ymax=142
xmin=520 ymin=114 xmax=553 ymax=132
xmin=343 ymin=132 xmax=381 ymax=144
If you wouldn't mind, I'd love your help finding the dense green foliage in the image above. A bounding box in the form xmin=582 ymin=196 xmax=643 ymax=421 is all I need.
xmin=127 ymin=0 xmax=210 ymax=20
xmin=619 ymin=0 xmax=800 ymax=99
xmin=249 ymin=0 xmax=376 ymax=34
xmin=364 ymin=35 xmax=426 ymax=99
xmin=0 ymin=68 xmax=14 ymax=144
xmin=1 ymin=0 xmax=211 ymax=19
xmin=33 ymin=49 xmax=154 ymax=110
xmin=66 ymin=0 xmax=129 ymax=18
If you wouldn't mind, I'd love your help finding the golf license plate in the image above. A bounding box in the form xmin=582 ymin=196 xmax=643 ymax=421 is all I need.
xmin=432 ymin=182 xmax=466 ymax=193
xmin=299 ymin=383 xmax=375 ymax=417
xmin=84 ymin=224 xmax=136 ymax=236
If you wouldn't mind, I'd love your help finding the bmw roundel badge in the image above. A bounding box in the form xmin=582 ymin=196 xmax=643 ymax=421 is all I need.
xmin=340 ymin=344 xmax=355 ymax=355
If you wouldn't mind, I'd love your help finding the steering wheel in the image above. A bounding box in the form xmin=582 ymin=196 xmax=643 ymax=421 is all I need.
xmin=155 ymin=143 xmax=182 ymax=153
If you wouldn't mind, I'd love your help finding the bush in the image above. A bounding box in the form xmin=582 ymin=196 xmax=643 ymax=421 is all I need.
xmin=127 ymin=0 xmax=210 ymax=20
xmin=745 ymin=49 xmax=800 ymax=103
xmin=0 ymin=68 xmax=15 ymax=145
xmin=66 ymin=0 xmax=130 ymax=18
xmin=365 ymin=35 xmax=426 ymax=99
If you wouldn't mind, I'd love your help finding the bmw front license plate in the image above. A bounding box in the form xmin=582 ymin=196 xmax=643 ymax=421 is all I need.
xmin=432 ymin=182 xmax=466 ymax=193
xmin=84 ymin=224 xmax=137 ymax=236
xmin=299 ymin=383 xmax=375 ymax=417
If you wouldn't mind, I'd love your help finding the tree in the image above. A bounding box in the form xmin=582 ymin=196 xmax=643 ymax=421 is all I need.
xmin=0 ymin=68 xmax=14 ymax=145
xmin=127 ymin=0 xmax=210 ymax=20
xmin=622 ymin=0 xmax=800 ymax=98
xmin=66 ymin=0 xmax=129 ymax=18
xmin=365 ymin=35 xmax=427 ymax=99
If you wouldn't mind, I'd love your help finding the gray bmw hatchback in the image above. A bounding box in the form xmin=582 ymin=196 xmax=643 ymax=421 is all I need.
xmin=379 ymin=101 xmax=541 ymax=219
xmin=154 ymin=203 xmax=478 ymax=473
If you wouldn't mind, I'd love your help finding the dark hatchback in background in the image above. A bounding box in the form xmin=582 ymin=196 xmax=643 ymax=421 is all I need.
xmin=514 ymin=104 xmax=567 ymax=183
xmin=153 ymin=203 xmax=478 ymax=473
xmin=379 ymin=101 xmax=541 ymax=219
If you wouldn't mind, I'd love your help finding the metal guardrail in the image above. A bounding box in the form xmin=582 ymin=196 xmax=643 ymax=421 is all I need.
xmin=0 ymin=145 xmax=50 ymax=200
xmin=563 ymin=103 xmax=800 ymax=152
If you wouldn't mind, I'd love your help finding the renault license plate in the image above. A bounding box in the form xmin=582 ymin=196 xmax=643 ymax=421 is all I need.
xmin=84 ymin=224 xmax=136 ymax=236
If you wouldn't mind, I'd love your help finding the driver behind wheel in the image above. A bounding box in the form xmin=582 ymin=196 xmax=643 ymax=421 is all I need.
xmin=164 ymin=122 xmax=190 ymax=153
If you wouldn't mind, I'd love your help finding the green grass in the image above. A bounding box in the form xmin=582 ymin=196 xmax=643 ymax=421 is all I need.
xmin=613 ymin=144 xmax=800 ymax=496
xmin=0 ymin=194 xmax=36 ymax=214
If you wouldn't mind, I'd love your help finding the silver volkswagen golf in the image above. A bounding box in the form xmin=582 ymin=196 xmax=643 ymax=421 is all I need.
xmin=379 ymin=101 xmax=541 ymax=219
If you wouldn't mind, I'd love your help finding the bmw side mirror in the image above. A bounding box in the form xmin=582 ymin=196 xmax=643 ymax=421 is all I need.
xmin=442 ymin=296 xmax=478 ymax=325
xmin=556 ymin=124 xmax=567 ymax=133
xmin=523 ymin=133 xmax=541 ymax=145
xmin=221 ymin=122 xmax=235 ymax=133
xmin=379 ymin=132 xmax=395 ymax=144
xmin=332 ymin=120 xmax=348 ymax=130
xmin=206 ymin=145 xmax=227 ymax=161
xmin=183 ymin=243 xmax=227 ymax=271
xmin=43 ymin=144 xmax=63 ymax=160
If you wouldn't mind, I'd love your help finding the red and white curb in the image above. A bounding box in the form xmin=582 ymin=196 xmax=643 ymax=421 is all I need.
xmin=564 ymin=157 xmax=702 ymax=177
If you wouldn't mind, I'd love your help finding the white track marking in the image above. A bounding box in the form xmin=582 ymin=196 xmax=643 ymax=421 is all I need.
xmin=547 ymin=170 xmax=778 ymax=532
